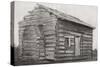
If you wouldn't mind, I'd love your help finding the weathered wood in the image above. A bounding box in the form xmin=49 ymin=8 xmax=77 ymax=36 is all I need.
xmin=58 ymin=42 xmax=65 ymax=45
xmin=58 ymin=19 xmax=93 ymax=35
xmin=45 ymin=35 xmax=56 ymax=39
xmin=65 ymin=50 xmax=74 ymax=53
xmin=57 ymin=51 xmax=65 ymax=53
xmin=58 ymin=37 xmax=65 ymax=41
xmin=45 ymin=39 xmax=56 ymax=43
xmin=46 ymin=48 xmax=55 ymax=51
xmin=46 ymin=44 xmax=56 ymax=47
xmin=57 ymin=33 xmax=64 ymax=37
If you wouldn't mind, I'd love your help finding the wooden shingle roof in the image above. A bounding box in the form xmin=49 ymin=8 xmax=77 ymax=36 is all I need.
xmin=34 ymin=4 xmax=95 ymax=29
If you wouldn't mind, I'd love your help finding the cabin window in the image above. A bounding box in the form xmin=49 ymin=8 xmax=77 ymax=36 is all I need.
xmin=65 ymin=38 xmax=70 ymax=48
xmin=64 ymin=36 xmax=74 ymax=49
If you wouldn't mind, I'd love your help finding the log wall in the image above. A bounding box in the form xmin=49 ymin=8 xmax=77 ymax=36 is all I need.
xmin=19 ymin=7 xmax=57 ymax=60
xmin=57 ymin=19 xmax=93 ymax=59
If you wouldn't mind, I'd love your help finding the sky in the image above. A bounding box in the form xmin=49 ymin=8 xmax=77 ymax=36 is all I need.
xmin=14 ymin=1 xmax=98 ymax=50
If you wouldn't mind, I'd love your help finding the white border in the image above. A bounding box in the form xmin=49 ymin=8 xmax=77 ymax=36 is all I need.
xmin=0 ymin=0 xmax=99 ymax=67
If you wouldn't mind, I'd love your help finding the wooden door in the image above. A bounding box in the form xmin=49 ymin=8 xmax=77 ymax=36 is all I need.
xmin=75 ymin=37 xmax=80 ymax=56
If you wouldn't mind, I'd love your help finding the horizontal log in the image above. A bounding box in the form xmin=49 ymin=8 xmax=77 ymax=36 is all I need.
xmin=82 ymin=46 xmax=92 ymax=48
xmin=64 ymin=29 xmax=81 ymax=36
xmin=43 ymin=26 xmax=55 ymax=31
xmin=64 ymin=35 xmax=74 ymax=38
xmin=82 ymin=35 xmax=92 ymax=38
xmin=58 ymin=42 xmax=65 ymax=45
xmin=23 ymin=44 xmax=39 ymax=48
xmin=58 ymin=29 xmax=64 ymax=32
xmin=46 ymin=56 xmax=55 ymax=60
xmin=58 ymin=38 xmax=65 ymax=41
xmin=44 ymin=31 xmax=55 ymax=35
xmin=44 ymin=34 xmax=55 ymax=37
xmin=40 ymin=53 xmax=45 ymax=56
xmin=45 ymin=38 xmax=56 ymax=41
xmin=55 ymin=54 xmax=67 ymax=57
xmin=45 ymin=39 xmax=56 ymax=42
xmin=81 ymin=53 xmax=91 ymax=55
xmin=23 ymin=51 xmax=39 ymax=56
xmin=46 ymin=44 xmax=56 ymax=47
xmin=39 ymin=45 xmax=45 ymax=48
xmin=56 ymin=46 xmax=65 ymax=49
xmin=82 ymin=39 xmax=92 ymax=42
xmin=46 ymin=48 xmax=55 ymax=51
xmin=65 ymin=50 xmax=74 ymax=53
xmin=80 ymin=50 xmax=92 ymax=52
xmin=56 ymin=50 xmax=65 ymax=53
xmin=39 ymin=50 xmax=45 ymax=53
xmin=23 ymin=48 xmax=39 ymax=52
xmin=81 ymin=44 xmax=92 ymax=46
xmin=23 ymin=45 xmax=38 ymax=48
xmin=80 ymin=48 xmax=92 ymax=50
xmin=82 ymin=41 xmax=92 ymax=44
xmin=23 ymin=40 xmax=40 ymax=43
xmin=39 ymin=57 xmax=45 ymax=60
xmin=82 ymin=37 xmax=92 ymax=40
xmin=55 ymin=54 xmax=74 ymax=57
xmin=57 ymin=33 xmax=64 ymax=36
xmin=45 ymin=42 xmax=56 ymax=44
xmin=45 ymin=36 xmax=56 ymax=39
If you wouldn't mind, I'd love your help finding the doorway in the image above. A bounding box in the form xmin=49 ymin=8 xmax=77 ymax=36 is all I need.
xmin=75 ymin=36 xmax=80 ymax=56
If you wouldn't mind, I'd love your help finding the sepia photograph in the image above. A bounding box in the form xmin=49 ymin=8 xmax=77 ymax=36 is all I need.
xmin=11 ymin=1 xmax=97 ymax=66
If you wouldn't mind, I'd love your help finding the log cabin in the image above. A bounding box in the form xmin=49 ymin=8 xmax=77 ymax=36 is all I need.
xmin=18 ymin=4 xmax=95 ymax=62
